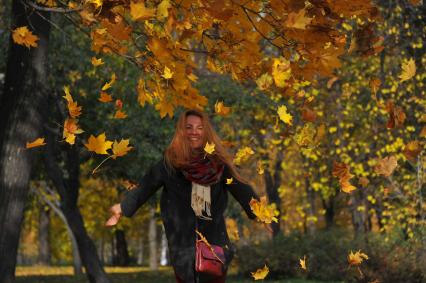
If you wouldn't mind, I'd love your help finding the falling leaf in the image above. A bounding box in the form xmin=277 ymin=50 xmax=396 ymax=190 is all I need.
xmin=374 ymin=156 xmax=397 ymax=177
xmin=332 ymin=161 xmax=357 ymax=193
xmin=114 ymin=110 xmax=127 ymax=119
xmin=226 ymin=178 xmax=233 ymax=185
xmin=348 ymin=250 xmax=368 ymax=266
xmin=161 ymin=66 xmax=174 ymax=79
xmin=130 ymin=1 xmax=156 ymax=21
xmin=225 ymin=218 xmax=239 ymax=241
xmin=251 ymin=264 xmax=269 ymax=280
xmin=300 ymin=255 xmax=307 ymax=270
xmin=399 ymin=58 xmax=416 ymax=82
xmin=402 ymin=141 xmax=421 ymax=163
xmin=26 ymin=137 xmax=46 ymax=149
xmin=215 ymin=101 xmax=231 ymax=116
xmin=156 ymin=0 xmax=170 ymax=19
xmin=369 ymin=77 xmax=381 ymax=97
xmin=204 ymin=142 xmax=215 ymax=155
xmin=111 ymin=139 xmax=133 ymax=159
xmin=285 ymin=9 xmax=313 ymax=29
xmin=12 ymin=26 xmax=39 ymax=48
xmin=63 ymin=86 xmax=82 ymax=118
xmin=250 ymin=197 xmax=279 ymax=224
xmin=277 ymin=105 xmax=293 ymax=125
xmin=272 ymin=57 xmax=291 ymax=88
xmin=98 ymin=92 xmax=113 ymax=103
xmin=233 ymin=146 xmax=254 ymax=165
xmin=102 ymin=73 xmax=116 ymax=91
xmin=84 ymin=133 xmax=113 ymax=155
xmin=358 ymin=177 xmax=370 ymax=187
xmin=385 ymin=100 xmax=406 ymax=128
xmin=91 ymin=57 xmax=104 ymax=66
xmin=63 ymin=118 xmax=84 ymax=145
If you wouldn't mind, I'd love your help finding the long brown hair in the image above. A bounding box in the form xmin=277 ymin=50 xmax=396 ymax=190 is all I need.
xmin=164 ymin=109 xmax=246 ymax=183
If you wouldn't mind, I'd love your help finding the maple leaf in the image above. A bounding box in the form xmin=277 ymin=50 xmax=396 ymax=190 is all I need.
xmin=233 ymin=146 xmax=254 ymax=165
xmin=250 ymin=197 xmax=279 ymax=224
xmin=98 ymin=92 xmax=113 ymax=103
xmin=348 ymin=250 xmax=368 ymax=266
xmin=111 ymin=139 xmax=133 ymax=159
xmin=161 ymin=66 xmax=174 ymax=79
xmin=137 ymin=79 xmax=153 ymax=106
xmin=215 ymin=101 xmax=231 ymax=116
xmin=256 ymin=73 xmax=273 ymax=90
xmin=130 ymin=1 xmax=156 ymax=21
xmin=102 ymin=73 xmax=116 ymax=91
xmin=332 ymin=161 xmax=357 ymax=193
xmin=114 ymin=110 xmax=127 ymax=119
xmin=251 ymin=264 xmax=269 ymax=280
xmin=385 ymin=100 xmax=406 ymax=129
xmin=63 ymin=118 xmax=84 ymax=145
xmin=399 ymin=58 xmax=416 ymax=82
xmin=155 ymin=98 xmax=174 ymax=118
xmin=402 ymin=141 xmax=421 ymax=163
xmin=374 ymin=156 xmax=397 ymax=177
xmin=156 ymin=0 xmax=170 ymax=19
xmin=91 ymin=57 xmax=104 ymax=66
xmin=272 ymin=57 xmax=291 ymax=88
xmin=63 ymin=86 xmax=82 ymax=118
xmin=204 ymin=142 xmax=215 ymax=155
xmin=12 ymin=26 xmax=39 ymax=48
xmin=226 ymin=178 xmax=233 ymax=185
xmin=277 ymin=105 xmax=293 ymax=125
xmin=84 ymin=133 xmax=113 ymax=155
xmin=285 ymin=9 xmax=313 ymax=29
xmin=299 ymin=255 xmax=307 ymax=270
xmin=26 ymin=137 xmax=46 ymax=149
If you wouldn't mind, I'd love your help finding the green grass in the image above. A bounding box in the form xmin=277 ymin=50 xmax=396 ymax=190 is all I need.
xmin=15 ymin=266 xmax=342 ymax=283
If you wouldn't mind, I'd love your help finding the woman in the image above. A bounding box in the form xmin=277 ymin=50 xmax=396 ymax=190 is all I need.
xmin=106 ymin=109 xmax=259 ymax=283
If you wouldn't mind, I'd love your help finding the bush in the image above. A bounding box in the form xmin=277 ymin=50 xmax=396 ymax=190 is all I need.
xmin=235 ymin=228 xmax=425 ymax=283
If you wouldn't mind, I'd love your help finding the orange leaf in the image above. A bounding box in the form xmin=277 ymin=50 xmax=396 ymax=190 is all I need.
xmin=130 ymin=1 xmax=156 ymax=21
xmin=114 ymin=110 xmax=127 ymax=119
xmin=111 ymin=139 xmax=133 ymax=159
xmin=26 ymin=137 xmax=46 ymax=149
xmin=374 ymin=156 xmax=397 ymax=177
xmin=12 ymin=26 xmax=39 ymax=48
xmin=84 ymin=133 xmax=113 ymax=155
xmin=98 ymin=92 xmax=113 ymax=103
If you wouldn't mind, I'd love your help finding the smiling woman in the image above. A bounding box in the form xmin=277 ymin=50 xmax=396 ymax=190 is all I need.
xmin=106 ymin=109 xmax=259 ymax=283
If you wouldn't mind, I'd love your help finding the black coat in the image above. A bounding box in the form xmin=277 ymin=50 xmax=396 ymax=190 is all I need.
xmin=120 ymin=158 xmax=258 ymax=282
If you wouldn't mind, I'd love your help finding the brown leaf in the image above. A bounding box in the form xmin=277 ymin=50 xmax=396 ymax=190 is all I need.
xmin=374 ymin=156 xmax=397 ymax=177
xmin=402 ymin=141 xmax=422 ymax=163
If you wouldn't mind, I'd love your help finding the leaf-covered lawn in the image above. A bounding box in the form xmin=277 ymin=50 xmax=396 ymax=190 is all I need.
xmin=15 ymin=266 xmax=341 ymax=283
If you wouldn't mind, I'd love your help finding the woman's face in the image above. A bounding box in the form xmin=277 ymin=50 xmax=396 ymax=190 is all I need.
xmin=185 ymin=115 xmax=204 ymax=149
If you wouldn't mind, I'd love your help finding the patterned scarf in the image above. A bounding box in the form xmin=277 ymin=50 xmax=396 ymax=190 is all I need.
xmin=182 ymin=153 xmax=224 ymax=220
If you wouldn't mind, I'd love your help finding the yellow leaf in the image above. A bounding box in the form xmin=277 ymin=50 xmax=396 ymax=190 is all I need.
xmin=348 ymin=250 xmax=368 ymax=266
xmin=91 ymin=57 xmax=104 ymax=66
xmin=137 ymin=79 xmax=153 ymax=106
xmin=272 ymin=57 xmax=291 ymax=88
xmin=84 ymin=133 xmax=113 ymax=155
xmin=256 ymin=73 xmax=273 ymax=90
xmin=156 ymin=0 xmax=170 ymax=19
xmin=233 ymin=146 xmax=254 ymax=165
xmin=114 ymin=110 xmax=127 ymax=119
xmin=130 ymin=1 xmax=156 ymax=21
xmin=161 ymin=66 xmax=174 ymax=79
xmin=399 ymin=58 xmax=416 ymax=82
xmin=251 ymin=264 xmax=269 ymax=280
xmin=285 ymin=9 xmax=313 ymax=29
xmin=26 ymin=137 xmax=46 ymax=149
xmin=215 ymin=101 xmax=231 ymax=116
xmin=300 ymin=255 xmax=307 ymax=270
xmin=102 ymin=73 xmax=116 ymax=91
xmin=86 ymin=0 xmax=102 ymax=8
xmin=111 ymin=139 xmax=133 ymax=159
xmin=250 ymin=197 xmax=279 ymax=224
xmin=12 ymin=26 xmax=39 ymax=48
xmin=155 ymin=98 xmax=174 ymax=118
xmin=374 ymin=155 xmax=397 ymax=177
xmin=277 ymin=105 xmax=293 ymax=125
xmin=98 ymin=92 xmax=113 ymax=103
xmin=63 ymin=118 xmax=84 ymax=145
xmin=204 ymin=142 xmax=215 ymax=155
xmin=226 ymin=178 xmax=233 ymax=185
xmin=63 ymin=86 xmax=82 ymax=118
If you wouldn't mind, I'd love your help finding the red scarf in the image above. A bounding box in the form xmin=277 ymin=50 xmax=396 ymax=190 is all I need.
xmin=181 ymin=153 xmax=224 ymax=185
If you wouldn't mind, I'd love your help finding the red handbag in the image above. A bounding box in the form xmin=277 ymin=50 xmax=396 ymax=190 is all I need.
xmin=195 ymin=240 xmax=226 ymax=277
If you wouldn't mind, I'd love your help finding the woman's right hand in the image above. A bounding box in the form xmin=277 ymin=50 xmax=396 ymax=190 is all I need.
xmin=105 ymin=203 xmax=122 ymax=227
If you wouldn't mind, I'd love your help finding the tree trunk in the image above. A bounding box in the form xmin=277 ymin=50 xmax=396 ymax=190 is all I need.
xmin=305 ymin=177 xmax=317 ymax=235
xmin=148 ymin=207 xmax=158 ymax=270
xmin=113 ymin=229 xmax=130 ymax=266
xmin=160 ymin=226 xmax=168 ymax=266
xmin=321 ymin=197 xmax=335 ymax=229
xmin=264 ymin=152 xmax=283 ymax=237
xmin=38 ymin=205 xmax=51 ymax=265
xmin=0 ymin=2 xmax=50 ymax=281
xmin=137 ymin=236 xmax=144 ymax=265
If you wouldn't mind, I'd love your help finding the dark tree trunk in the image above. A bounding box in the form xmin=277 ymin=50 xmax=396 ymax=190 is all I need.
xmin=0 ymin=1 xmax=50 ymax=281
xmin=264 ymin=151 xmax=283 ymax=237
xmin=305 ymin=177 xmax=316 ymax=235
xmin=321 ymin=197 xmax=335 ymax=229
xmin=113 ymin=229 xmax=130 ymax=266
xmin=38 ymin=205 xmax=51 ymax=265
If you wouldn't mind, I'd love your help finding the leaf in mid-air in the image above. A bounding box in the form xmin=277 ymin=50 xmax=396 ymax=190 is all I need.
xmin=348 ymin=250 xmax=368 ymax=266
xmin=26 ymin=137 xmax=46 ymax=149
xmin=250 ymin=197 xmax=279 ymax=224
xmin=111 ymin=139 xmax=133 ymax=159
xmin=12 ymin=26 xmax=39 ymax=48
xmin=277 ymin=105 xmax=293 ymax=125
xmin=215 ymin=101 xmax=231 ymax=116
xmin=374 ymin=156 xmax=397 ymax=177
xmin=299 ymin=255 xmax=307 ymax=270
xmin=251 ymin=264 xmax=269 ymax=280
xmin=399 ymin=58 xmax=416 ymax=82
xmin=102 ymin=73 xmax=116 ymax=91
xmin=204 ymin=142 xmax=215 ymax=155
xmin=84 ymin=133 xmax=113 ymax=155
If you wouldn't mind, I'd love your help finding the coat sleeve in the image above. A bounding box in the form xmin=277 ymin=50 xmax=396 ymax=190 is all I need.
xmin=120 ymin=159 xmax=166 ymax=217
xmin=223 ymin=165 xmax=259 ymax=220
